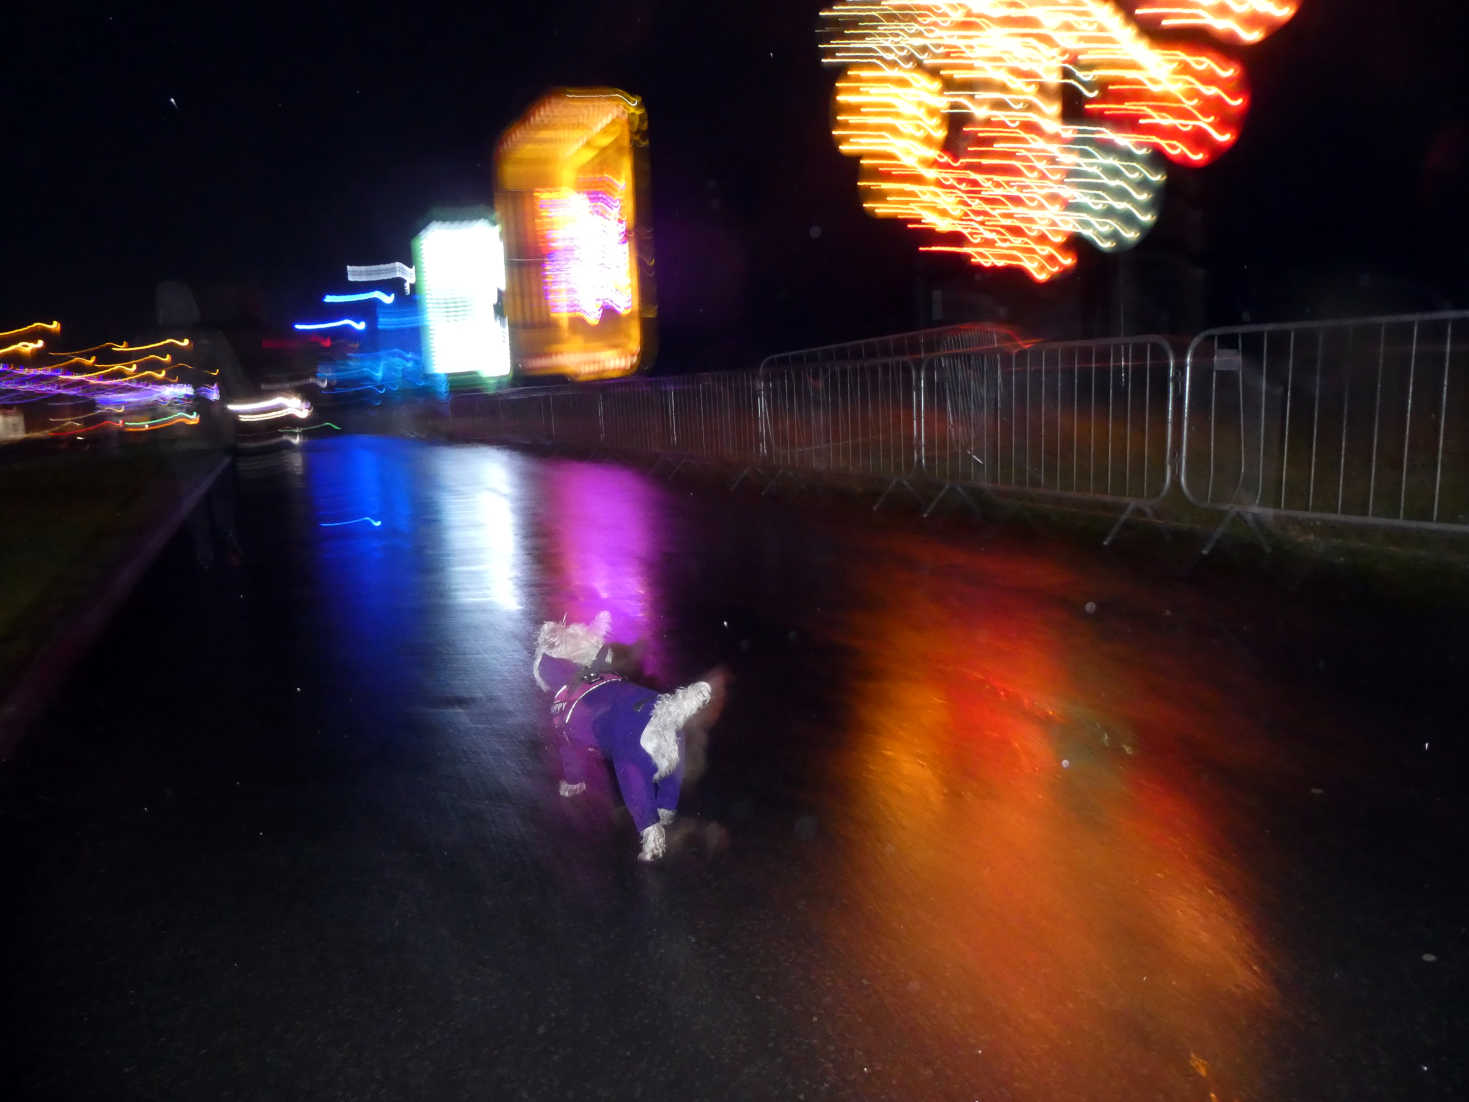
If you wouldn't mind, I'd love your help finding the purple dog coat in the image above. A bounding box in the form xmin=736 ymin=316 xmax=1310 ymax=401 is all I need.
xmin=537 ymin=654 xmax=684 ymax=831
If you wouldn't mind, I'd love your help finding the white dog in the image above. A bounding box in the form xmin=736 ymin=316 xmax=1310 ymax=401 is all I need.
xmin=534 ymin=612 xmax=723 ymax=861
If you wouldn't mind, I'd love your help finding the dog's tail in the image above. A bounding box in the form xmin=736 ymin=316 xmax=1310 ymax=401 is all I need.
xmin=640 ymin=679 xmax=713 ymax=783
xmin=639 ymin=667 xmax=731 ymax=785
xmin=687 ymin=666 xmax=730 ymax=735
xmin=680 ymin=666 xmax=730 ymax=786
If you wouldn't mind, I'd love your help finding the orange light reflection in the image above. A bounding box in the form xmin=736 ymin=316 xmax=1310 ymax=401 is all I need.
xmin=800 ymin=537 xmax=1275 ymax=1099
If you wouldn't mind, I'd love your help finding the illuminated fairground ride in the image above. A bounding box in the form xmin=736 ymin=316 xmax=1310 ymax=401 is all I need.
xmin=494 ymin=89 xmax=656 ymax=381
xmin=818 ymin=0 xmax=1299 ymax=281
xmin=412 ymin=210 xmax=511 ymax=383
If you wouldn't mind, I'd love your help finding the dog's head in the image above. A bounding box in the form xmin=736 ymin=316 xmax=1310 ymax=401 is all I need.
xmin=533 ymin=610 xmax=611 ymax=690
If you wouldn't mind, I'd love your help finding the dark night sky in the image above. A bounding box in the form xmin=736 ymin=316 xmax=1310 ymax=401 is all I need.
xmin=4 ymin=1 xmax=1467 ymax=365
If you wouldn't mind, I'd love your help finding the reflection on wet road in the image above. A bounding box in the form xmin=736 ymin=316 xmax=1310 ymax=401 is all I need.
xmin=6 ymin=436 xmax=1464 ymax=1100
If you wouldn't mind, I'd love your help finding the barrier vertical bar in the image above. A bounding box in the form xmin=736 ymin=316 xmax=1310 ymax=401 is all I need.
xmin=1075 ymin=346 xmax=1087 ymax=493
xmin=1039 ymin=346 xmax=1047 ymax=489
xmin=1280 ymin=329 xmax=1296 ymax=510
xmin=1433 ymin=320 xmax=1452 ymax=522
xmin=1308 ymin=329 xmax=1323 ymax=512
xmin=1369 ymin=324 xmax=1385 ymax=517
xmin=1399 ymin=320 xmax=1419 ymax=520
xmin=1142 ymin=340 xmax=1153 ymax=498
xmin=1338 ymin=328 xmax=1354 ymax=515
xmin=1257 ymin=331 xmax=1269 ymax=508
xmin=1105 ymin=342 xmax=1115 ymax=496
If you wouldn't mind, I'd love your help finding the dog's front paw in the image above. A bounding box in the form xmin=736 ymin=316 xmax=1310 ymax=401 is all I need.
xmin=637 ymin=823 xmax=667 ymax=862
xmin=558 ymin=781 xmax=587 ymax=798
xmin=658 ymin=808 xmax=676 ymax=826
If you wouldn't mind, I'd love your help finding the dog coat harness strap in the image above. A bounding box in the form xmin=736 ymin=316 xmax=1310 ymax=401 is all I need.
xmin=550 ymin=671 xmax=622 ymax=736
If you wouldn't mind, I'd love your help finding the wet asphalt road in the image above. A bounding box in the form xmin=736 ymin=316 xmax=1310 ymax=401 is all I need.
xmin=3 ymin=435 xmax=1465 ymax=1100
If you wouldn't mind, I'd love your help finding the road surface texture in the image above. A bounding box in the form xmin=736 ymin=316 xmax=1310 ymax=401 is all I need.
xmin=4 ymin=435 xmax=1464 ymax=1100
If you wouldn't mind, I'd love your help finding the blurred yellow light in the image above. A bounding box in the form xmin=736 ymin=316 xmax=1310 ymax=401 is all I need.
xmin=94 ymin=353 xmax=173 ymax=370
xmin=819 ymin=0 xmax=1291 ymax=280
xmin=495 ymin=88 xmax=655 ymax=381
xmin=1134 ymin=0 xmax=1299 ymax=45
xmin=60 ymin=337 xmax=191 ymax=355
xmin=0 ymin=321 xmax=60 ymax=339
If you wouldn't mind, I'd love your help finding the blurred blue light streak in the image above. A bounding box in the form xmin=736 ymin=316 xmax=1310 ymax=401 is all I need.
xmin=323 ymin=291 xmax=396 ymax=304
xmin=293 ymin=319 xmax=367 ymax=332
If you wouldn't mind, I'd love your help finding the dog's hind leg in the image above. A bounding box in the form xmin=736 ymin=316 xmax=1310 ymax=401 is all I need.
xmin=653 ymin=756 xmax=684 ymax=825
xmin=613 ymin=759 xmax=658 ymax=833
xmin=612 ymin=758 xmax=668 ymax=862
xmin=637 ymin=822 xmax=667 ymax=862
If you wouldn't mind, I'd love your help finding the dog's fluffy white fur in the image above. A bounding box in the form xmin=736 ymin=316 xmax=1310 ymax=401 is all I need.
xmin=638 ymin=823 xmax=667 ymax=861
xmin=640 ymin=681 xmax=712 ymax=782
xmin=533 ymin=610 xmax=611 ymax=691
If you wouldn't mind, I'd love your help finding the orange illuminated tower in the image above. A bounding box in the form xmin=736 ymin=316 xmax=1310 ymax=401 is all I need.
xmin=494 ymin=89 xmax=656 ymax=380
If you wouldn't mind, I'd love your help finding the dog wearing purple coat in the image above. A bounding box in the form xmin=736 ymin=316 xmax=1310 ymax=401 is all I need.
xmin=533 ymin=611 xmax=726 ymax=862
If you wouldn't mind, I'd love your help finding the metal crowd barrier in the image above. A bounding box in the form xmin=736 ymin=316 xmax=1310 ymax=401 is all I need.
xmin=755 ymin=356 xmax=919 ymax=499
xmin=451 ymin=373 xmax=768 ymax=474
xmin=446 ymin=311 xmax=1468 ymax=550
xmin=753 ymin=324 xmax=1025 ymax=503
xmin=1181 ymin=312 xmax=1469 ymax=551
xmin=600 ymin=379 xmax=671 ymax=455
xmin=921 ymin=336 xmax=1176 ymax=543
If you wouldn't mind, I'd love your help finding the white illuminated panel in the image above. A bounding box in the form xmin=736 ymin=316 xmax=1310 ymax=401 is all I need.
xmin=413 ymin=220 xmax=510 ymax=378
xmin=346 ymin=262 xmax=415 ymax=294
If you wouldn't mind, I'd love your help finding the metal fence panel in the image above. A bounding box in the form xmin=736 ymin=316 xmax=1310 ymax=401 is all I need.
xmin=759 ymin=357 xmax=918 ymax=481
xmin=545 ymin=388 xmax=604 ymax=450
xmin=1182 ymin=312 xmax=1469 ymax=536
xmin=922 ymin=337 xmax=1176 ymax=518
xmin=656 ymin=373 xmax=764 ymax=464
xmin=460 ymin=387 xmax=558 ymax=444
xmin=446 ymin=312 xmax=1468 ymax=548
xmin=600 ymin=380 xmax=670 ymax=454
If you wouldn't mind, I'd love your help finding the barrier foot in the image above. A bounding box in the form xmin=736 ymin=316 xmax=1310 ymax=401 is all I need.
xmin=1103 ymin=502 xmax=1162 ymax=547
xmin=729 ymin=466 xmax=763 ymax=492
xmin=1201 ymin=508 xmax=1271 ymax=555
xmin=761 ymin=469 xmax=791 ymax=498
xmin=782 ymin=472 xmax=810 ymax=501
xmin=1242 ymin=510 xmax=1271 ymax=552
xmin=922 ymin=482 xmax=982 ymax=519
xmin=874 ymin=478 xmax=922 ymax=513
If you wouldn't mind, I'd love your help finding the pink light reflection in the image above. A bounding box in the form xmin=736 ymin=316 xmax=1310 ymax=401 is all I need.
xmin=540 ymin=461 xmax=673 ymax=683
